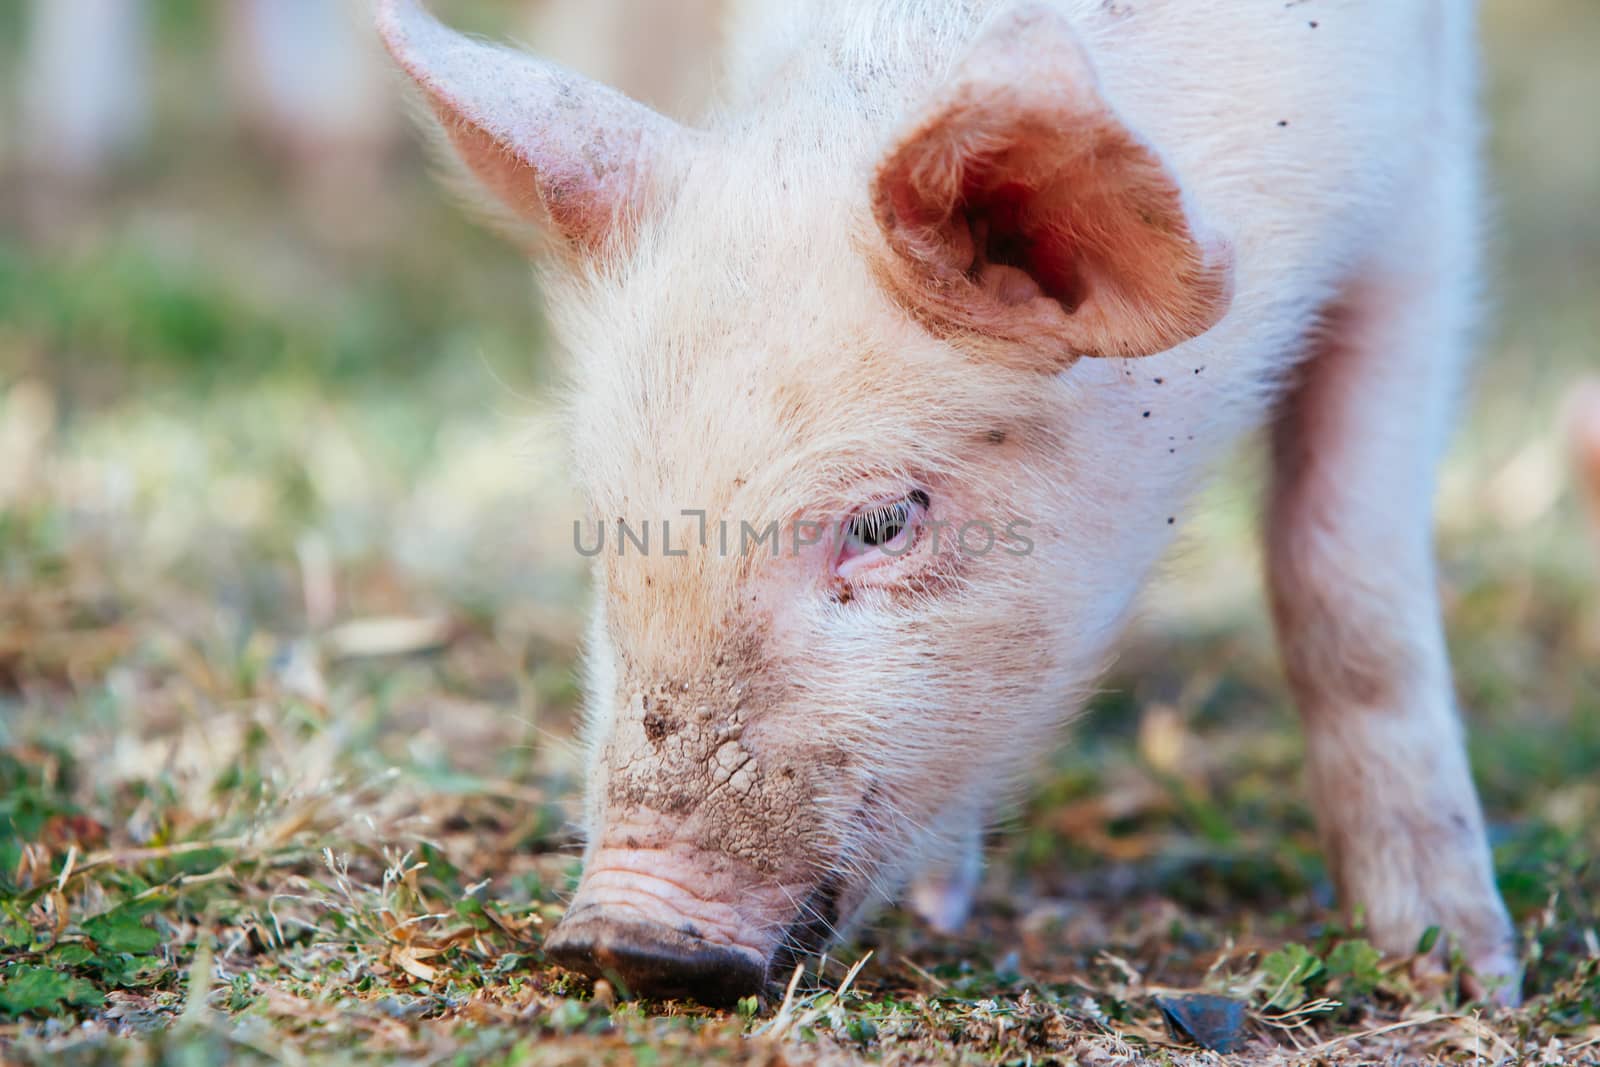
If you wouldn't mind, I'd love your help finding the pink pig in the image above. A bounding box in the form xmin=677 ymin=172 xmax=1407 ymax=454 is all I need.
xmin=1573 ymin=381 xmax=1600 ymax=560
xmin=379 ymin=0 xmax=1519 ymax=1004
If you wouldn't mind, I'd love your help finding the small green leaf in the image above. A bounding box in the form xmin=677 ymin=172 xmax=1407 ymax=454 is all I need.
xmin=83 ymin=908 xmax=163 ymax=955
xmin=46 ymin=943 xmax=95 ymax=967
xmin=0 ymin=905 xmax=33 ymax=950
xmin=226 ymin=974 xmax=255 ymax=1012
xmin=454 ymin=897 xmax=493 ymax=931
xmin=1261 ymin=943 xmax=1324 ymax=1010
xmin=736 ymin=994 xmax=760 ymax=1019
xmin=549 ymin=998 xmax=589 ymax=1033
xmin=492 ymin=952 xmax=525 ymax=975
xmin=96 ymin=953 xmax=169 ymax=988
xmin=1325 ymin=940 xmax=1383 ymax=997
xmin=0 ymin=964 xmax=103 ymax=1018
xmin=1416 ymin=925 xmax=1442 ymax=956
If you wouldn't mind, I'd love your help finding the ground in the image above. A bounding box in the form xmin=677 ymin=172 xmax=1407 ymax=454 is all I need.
xmin=1 ymin=2 xmax=1598 ymax=1064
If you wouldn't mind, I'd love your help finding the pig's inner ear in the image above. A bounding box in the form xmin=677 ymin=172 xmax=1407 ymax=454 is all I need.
xmin=378 ymin=0 xmax=696 ymax=257
xmin=870 ymin=7 xmax=1233 ymax=365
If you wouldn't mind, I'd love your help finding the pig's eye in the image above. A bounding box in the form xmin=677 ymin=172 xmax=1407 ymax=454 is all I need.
xmin=836 ymin=489 xmax=929 ymax=576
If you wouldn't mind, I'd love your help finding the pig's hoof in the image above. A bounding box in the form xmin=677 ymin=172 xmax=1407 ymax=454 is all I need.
xmin=545 ymin=913 xmax=767 ymax=1006
xmin=1410 ymin=943 xmax=1523 ymax=1008
xmin=908 ymin=872 xmax=976 ymax=935
xmin=1460 ymin=948 xmax=1524 ymax=1008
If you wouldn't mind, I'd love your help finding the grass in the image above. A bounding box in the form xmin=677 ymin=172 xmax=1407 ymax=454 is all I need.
xmin=2 ymin=1 xmax=1599 ymax=1062
xmin=0 ymin=401 xmax=1595 ymax=1064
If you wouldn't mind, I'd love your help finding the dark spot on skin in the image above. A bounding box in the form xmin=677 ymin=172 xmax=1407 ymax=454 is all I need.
xmin=643 ymin=712 xmax=673 ymax=743
xmin=1167 ymin=517 xmax=1176 ymax=525
xmin=832 ymin=585 xmax=855 ymax=606
xmin=1154 ymin=377 xmax=1165 ymax=384
xmin=1194 ymin=366 xmax=1205 ymax=375
xmin=1278 ymin=120 xmax=1290 ymax=127
xmin=1169 ymin=448 xmax=1176 ymax=454
xmin=986 ymin=429 xmax=1007 ymax=445
xmin=1309 ymin=20 xmax=1319 ymax=28
xmin=1143 ymin=411 xmax=1151 ymax=418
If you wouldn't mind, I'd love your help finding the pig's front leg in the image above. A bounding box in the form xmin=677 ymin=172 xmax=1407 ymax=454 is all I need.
xmin=907 ymin=809 xmax=984 ymax=934
xmin=1265 ymin=207 xmax=1518 ymax=1003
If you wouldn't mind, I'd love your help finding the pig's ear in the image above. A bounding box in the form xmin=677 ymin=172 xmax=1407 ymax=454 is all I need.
xmin=871 ymin=5 xmax=1232 ymax=365
xmin=377 ymin=0 xmax=695 ymax=257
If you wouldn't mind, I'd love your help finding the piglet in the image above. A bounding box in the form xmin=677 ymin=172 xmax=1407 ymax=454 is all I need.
xmin=379 ymin=0 xmax=1519 ymax=1005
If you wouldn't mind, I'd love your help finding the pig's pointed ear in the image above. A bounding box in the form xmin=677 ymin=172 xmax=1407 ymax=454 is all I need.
xmin=870 ymin=5 xmax=1233 ymax=365
xmin=377 ymin=0 xmax=695 ymax=257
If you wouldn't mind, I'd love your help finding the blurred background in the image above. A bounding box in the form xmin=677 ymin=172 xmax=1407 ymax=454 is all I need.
xmin=0 ymin=0 xmax=1596 ymax=997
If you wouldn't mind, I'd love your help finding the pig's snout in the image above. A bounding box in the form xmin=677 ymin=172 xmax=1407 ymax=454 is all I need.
xmin=542 ymin=846 xmax=805 ymax=1004
xmin=544 ymin=911 xmax=766 ymax=1005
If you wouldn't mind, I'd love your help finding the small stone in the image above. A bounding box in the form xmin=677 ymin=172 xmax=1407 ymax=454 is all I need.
xmin=1155 ymin=993 xmax=1246 ymax=1053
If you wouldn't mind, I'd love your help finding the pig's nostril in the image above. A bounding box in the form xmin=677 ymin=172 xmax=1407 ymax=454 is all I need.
xmin=544 ymin=913 xmax=767 ymax=1006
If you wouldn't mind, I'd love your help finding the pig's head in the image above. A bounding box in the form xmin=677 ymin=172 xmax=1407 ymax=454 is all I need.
xmin=381 ymin=0 xmax=1232 ymax=1002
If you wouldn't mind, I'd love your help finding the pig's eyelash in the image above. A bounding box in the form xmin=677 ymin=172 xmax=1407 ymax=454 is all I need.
xmin=847 ymin=496 xmax=917 ymax=547
xmin=834 ymin=489 xmax=930 ymax=577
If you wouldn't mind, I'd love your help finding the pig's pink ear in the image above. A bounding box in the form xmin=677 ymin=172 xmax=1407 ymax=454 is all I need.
xmin=377 ymin=0 xmax=694 ymax=257
xmin=871 ymin=5 xmax=1232 ymax=365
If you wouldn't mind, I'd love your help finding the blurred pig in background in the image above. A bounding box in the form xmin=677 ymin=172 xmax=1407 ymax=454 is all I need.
xmin=17 ymin=0 xmax=150 ymax=194
xmin=221 ymin=1 xmax=400 ymax=210
xmin=1572 ymin=381 xmax=1600 ymax=565
xmin=12 ymin=0 xmax=722 ymax=242
xmin=16 ymin=0 xmax=398 ymax=239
